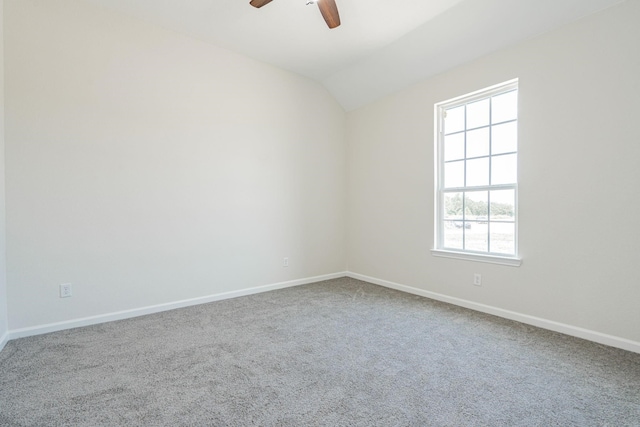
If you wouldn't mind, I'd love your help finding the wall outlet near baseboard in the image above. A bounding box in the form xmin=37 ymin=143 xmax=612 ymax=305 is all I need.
xmin=60 ymin=283 xmax=72 ymax=298
xmin=473 ymin=274 xmax=482 ymax=286
xmin=283 ymin=257 xmax=289 ymax=267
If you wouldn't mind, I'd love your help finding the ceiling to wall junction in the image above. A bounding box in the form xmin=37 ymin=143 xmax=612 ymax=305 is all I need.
xmin=83 ymin=0 xmax=625 ymax=110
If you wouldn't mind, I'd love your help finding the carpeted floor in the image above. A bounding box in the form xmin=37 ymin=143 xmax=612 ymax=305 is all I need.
xmin=0 ymin=277 xmax=639 ymax=426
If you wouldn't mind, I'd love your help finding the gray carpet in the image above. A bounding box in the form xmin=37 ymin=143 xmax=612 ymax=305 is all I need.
xmin=0 ymin=277 xmax=638 ymax=426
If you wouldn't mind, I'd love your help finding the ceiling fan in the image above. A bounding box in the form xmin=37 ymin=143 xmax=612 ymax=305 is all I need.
xmin=249 ymin=0 xmax=341 ymax=29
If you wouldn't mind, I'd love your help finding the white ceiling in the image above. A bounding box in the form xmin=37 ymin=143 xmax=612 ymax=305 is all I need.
xmin=83 ymin=0 xmax=624 ymax=111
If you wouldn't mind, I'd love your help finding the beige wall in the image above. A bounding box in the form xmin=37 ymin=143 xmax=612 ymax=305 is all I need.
xmin=3 ymin=0 xmax=638 ymax=349
xmin=0 ymin=0 xmax=7 ymax=345
xmin=5 ymin=0 xmax=346 ymax=329
xmin=347 ymin=0 xmax=640 ymax=343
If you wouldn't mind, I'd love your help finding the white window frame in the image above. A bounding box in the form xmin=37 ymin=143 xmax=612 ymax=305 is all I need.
xmin=432 ymin=79 xmax=521 ymax=267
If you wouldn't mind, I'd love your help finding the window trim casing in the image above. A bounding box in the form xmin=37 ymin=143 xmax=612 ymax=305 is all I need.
xmin=432 ymin=79 xmax=521 ymax=267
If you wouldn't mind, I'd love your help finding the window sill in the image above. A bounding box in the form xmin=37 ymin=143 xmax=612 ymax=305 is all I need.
xmin=431 ymin=249 xmax=522 ymax=267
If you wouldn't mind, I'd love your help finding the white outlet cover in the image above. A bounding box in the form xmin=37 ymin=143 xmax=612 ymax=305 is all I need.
xmin=473 ymin=274 xmax=482 ymax=286
xmin=60 ymin=283 xmax=72 ymax=298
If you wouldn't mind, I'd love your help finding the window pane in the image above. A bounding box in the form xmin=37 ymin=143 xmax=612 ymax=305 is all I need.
xmin=466 ymin=224 xmax=488 ymax=252
xmin=491 ymin=154 xmax=517 ymax=185
xmin=445 ymin=106 xmax=465 ymax=134
xmin=437 ymin=81 xmax=517 ymax=258
xmin=444 ymin=192 xmax=463 ymax=220
xmin=465 ymin=191 xmax=489 ymax=221
xmin=444 ymin=133 xmax=465 ymax=161
xmin=466 ymin=127 xmax=489 ymax=158
xmin=490 ymin=222 xmax=515 ymax=255
xmin=466 ymin=98 xmax=490 ymax=129
xmin=444 ymin=160 xmax=464 ymax=188
xmin=490 ymin=190 xmax=515 ymax=220
xmin=492 ymin=122 xmax=517 ymax=155
xmin=444 ymin=222 xmax=463 ymax=249
xmin=466 ymin=158 xmax=489 ymax=187
xmin=492 ymin=90 xmax=518 ymax=124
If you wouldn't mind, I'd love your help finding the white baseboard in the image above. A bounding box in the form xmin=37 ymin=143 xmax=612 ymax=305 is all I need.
xmin=0 ymin=331 xmax=8 ymax=353
xmin=6 ymin=271 xmax=638 ymax=355
xmin=7 ymin=272 xmax=347 ymax=342
xmin=347 ymin=271 xmax=640 ymax=354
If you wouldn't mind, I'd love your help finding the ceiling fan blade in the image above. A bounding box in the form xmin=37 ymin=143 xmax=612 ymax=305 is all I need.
xmin=249 ymin=0 xmax=273 ymax=8
xmin=317 ymin=0 xmax=340 ymax=29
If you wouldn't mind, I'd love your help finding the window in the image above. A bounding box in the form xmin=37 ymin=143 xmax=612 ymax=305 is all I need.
xmin=433 ymin=80 xmax=520 ymax=266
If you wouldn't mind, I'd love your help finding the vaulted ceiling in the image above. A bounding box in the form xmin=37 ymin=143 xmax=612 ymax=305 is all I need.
xmin=83 ymin=0 xmax=624 ymax=111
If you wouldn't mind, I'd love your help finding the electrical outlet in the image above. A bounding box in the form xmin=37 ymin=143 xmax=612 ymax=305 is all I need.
xmin=283 ymin=257 xmax=289 ymax=267
xmin=473 ymin=274 xmax=482 ymax=286
xmin=60 ymin=283 xmax=72 ymax=298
